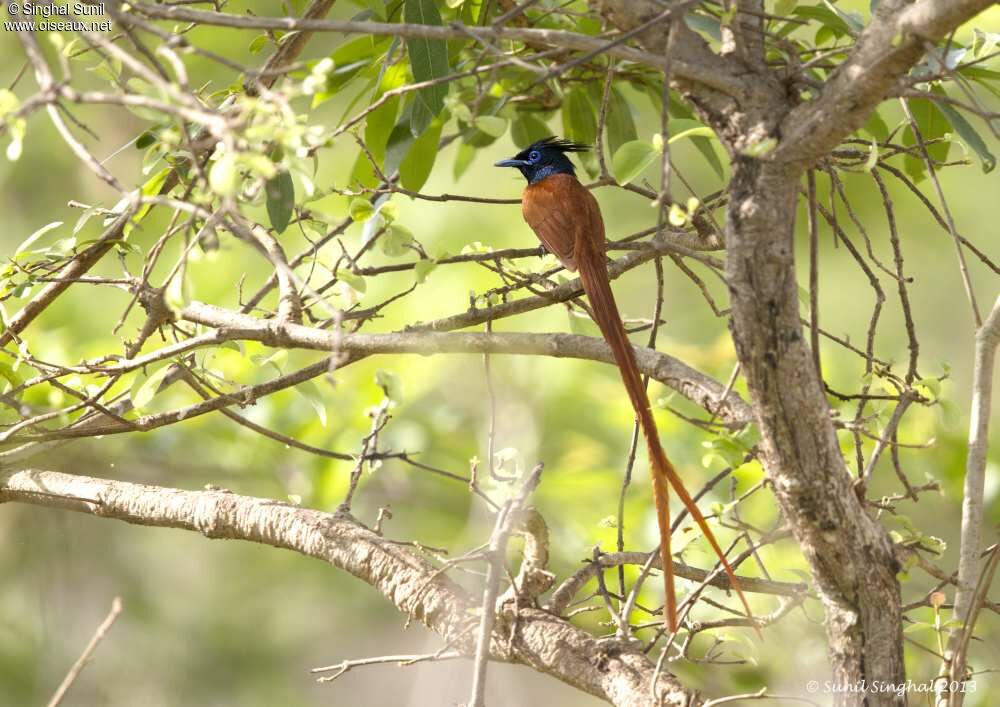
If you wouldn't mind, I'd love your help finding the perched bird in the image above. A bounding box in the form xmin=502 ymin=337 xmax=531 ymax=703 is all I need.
xmin=496 ymin=137 xmax=755 ymax=633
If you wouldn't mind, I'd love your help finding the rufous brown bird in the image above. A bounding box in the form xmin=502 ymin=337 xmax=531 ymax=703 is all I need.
xmin=496 ymin=137 xmax=755 ymax=633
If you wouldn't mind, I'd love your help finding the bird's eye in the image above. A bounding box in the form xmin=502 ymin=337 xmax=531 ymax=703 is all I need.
xmin=528 ymin=150 xmax=541 ymax=163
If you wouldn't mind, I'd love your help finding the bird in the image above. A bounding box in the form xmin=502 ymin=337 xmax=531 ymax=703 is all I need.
xmin=495 ymin=136 xmax=755 ymax=634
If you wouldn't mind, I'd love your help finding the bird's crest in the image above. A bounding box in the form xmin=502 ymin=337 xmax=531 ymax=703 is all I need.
xmin=528 ymin=136 xmax=590 ymax=154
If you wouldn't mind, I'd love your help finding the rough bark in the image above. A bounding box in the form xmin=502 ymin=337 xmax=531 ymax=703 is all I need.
xmin=592 ymin=1 xmax=995 ymax=703
xmin=0 ymin=468 xmax=697 ymax=707
xmin=725 ymin=160 xmax=904 ymax=704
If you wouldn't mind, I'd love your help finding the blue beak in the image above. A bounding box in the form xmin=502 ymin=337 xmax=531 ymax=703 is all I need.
xmin=495 ymin=158 xmax=528 ymax=168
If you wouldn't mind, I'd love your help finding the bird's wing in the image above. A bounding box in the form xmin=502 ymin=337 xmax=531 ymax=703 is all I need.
xmin=522 ymin=174 xmax=604 ymax=272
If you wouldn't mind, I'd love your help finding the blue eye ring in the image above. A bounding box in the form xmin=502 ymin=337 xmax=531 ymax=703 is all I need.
xmin=528 ymin=150 xmax=541 ymax=163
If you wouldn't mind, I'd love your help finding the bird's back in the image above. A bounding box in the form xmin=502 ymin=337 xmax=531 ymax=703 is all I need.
xmin=521 ymin=173 xmax=605 ymax=273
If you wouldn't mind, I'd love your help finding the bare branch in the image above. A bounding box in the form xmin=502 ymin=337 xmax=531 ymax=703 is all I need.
xmin=46 ymin=596 xmax=123 ymax=707
xmin=0 ymin=468 xmax=700 ymax=707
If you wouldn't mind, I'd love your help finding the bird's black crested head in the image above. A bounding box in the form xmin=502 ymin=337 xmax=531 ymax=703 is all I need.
xmin=494 ymin=136 xmax=590 ymax=184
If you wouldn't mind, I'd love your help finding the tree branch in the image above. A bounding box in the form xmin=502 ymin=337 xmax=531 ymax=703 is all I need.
xmin=941 ymin=295 xmax=1000 ymax=704
xmin=129 ymin=1 xmax=746 ymax=97
xmin=0 ymin=468 xmax=700 ymax=707
xmin=774 ymin=0 xmax=995 ymax=165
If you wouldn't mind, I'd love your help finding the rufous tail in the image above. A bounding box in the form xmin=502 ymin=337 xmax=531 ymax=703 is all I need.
xmin=576 ymin=244 xmax=757 ymax=636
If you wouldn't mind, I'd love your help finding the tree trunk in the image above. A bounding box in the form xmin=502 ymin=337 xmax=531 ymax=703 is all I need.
xmin=725 ymin=158 xmax=905 ymax=705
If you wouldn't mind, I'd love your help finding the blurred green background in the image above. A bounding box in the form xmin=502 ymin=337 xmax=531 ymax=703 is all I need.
xmin=1 ymin=1 xmax=998 ymax=705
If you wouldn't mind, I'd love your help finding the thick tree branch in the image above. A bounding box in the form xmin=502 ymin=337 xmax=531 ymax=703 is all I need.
xmin=129 ymin=2 xmax=745 ymax=97
xmin=0 ymin=468 xmax=699 ymax=707
xmin=178 ymin=300 xmax=754 ymax=426
xmin=774 ymin=0 xmax=995 ymax=165
xmin=10 ymin=305 xmax=749 ymax=444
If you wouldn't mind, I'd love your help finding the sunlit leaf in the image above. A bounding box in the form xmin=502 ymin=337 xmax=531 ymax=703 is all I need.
xmin=209 ymin=152 xmax=240 ymax=196
xmin=131 ymin=364 xmax=174 ymax=410
xmin=339 ymin=270 xmax=367 ymax=294
xmin=382 ymin=224 xmax=414 ymax=257
xmin=414 ymin=259 xmax=437 ymax=283
xmin=375 ymin=369 xmax=403 ymax=402
xmin=0 ymin=89 xmax=18 ymax=118
xmin=349 ymin=198 xmax=375 ymax=222
xmin=15 ymin=221 xmax=63 ymax=257
xmin=473 ymin=115 xmax=508 ymax=138
xmin=612 ymin=140 xmax=656 ymax=185
xmin=453 ymin=140 xmax=476 ymax=179
xmin=296 ymin=380 xmax=328 ymax=427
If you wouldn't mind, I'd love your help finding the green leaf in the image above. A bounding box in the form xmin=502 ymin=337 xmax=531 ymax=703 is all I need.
xmin=404 ymin=0 xmax=450 ymax=136
xmin=923 ymin=535 xmax=947 ymax=555
xmin=0 ymin=89 xmax=19 ymax=118
xmin=821 ymin=0 xmax=864 ymax=32
xmin=605 ymin=88 xmax=638 ymax=156
xmin=209 ymin=152 xmax=240 ymax=196
xmin=414 ymin=259 xmax=437 ymax=283
xmin=349 ymin=198 xmax=375 ymax=222
xmin=561 ymin=88 xmax=597 ymax=146
xmin=134 ymin=131 xmax=157 ymax=150
xmin=972 ymin=29 xmax=1000 ymax=58
xmin=612 ymin=141 xmax=657 ymax=185
xmin=339 ymin=270 xmax=367 ymax=294
xmin=378 ymin=200 xmax=399 ymax=223
xmin=473 ymin=115 xmax=508 ymax=138
xmin=685 ymin=13 xmax=722 ymax=42
xmin=375 ymin=369 xmax=403 ymax=402
xmin=131 ymin=364 xmax=174 ymax=410
xmin=15 ymin=221 xmax=63 ymax=257
xmin=366 ymin=95 xmax=401 ymax=163
xmin=740 ymin=136 xmax=778 ymax=157
xmin=511 ymin=113 xmax=551 ymax=149
xmin=861 ymin=109 xmax=889 ymax=142
xmin=668 ymin=119 xmax=724 ymax=178
xmin=261 ymin=173 xmax=293 ymax=235
xmin=114 ymin=166 xmax=172 ymax=238
xmin=296 ymin=381 xmax=328 ymax=427
xmin=914 ymin=377 xmax=941 ymax=398
xmin=384 ymin=118 xmax=416 ymax=177
xmin=903 ymin=97 xmax=951 ymax=182
xmin=399 ymin=118 xmax=443 ymax=191
xmin=382 ymin=225 xmax=414 ymax=257
xmin=453 ymin=140 xmax=476 ymax=179
xmin=932 ymin=93 xmax=996 ymax=173
xmin=0 ymin=361 xmax=21 ymax=389
xmin=248 ymin=34 xmax=269 ymax=54
xmin=774 ymin=0 xmax=797 ymax=15
xmin=793 ymin=6 xmax=851 ymax=37
xmin=669 ymin=125 xmax=715 ymax=143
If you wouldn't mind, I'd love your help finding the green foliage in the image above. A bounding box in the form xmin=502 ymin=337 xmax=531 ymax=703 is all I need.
xmin=404 ymin=0 xmax=450 ymax=136
xmin=265 ymin=172 xmax=295 ymax=234
xmin=2 ymin=3 xmax=999 ymax=704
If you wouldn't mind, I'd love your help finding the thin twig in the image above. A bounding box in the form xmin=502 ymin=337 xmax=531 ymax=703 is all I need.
xmin=46 ymin=597 xmax=124 ymax=707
